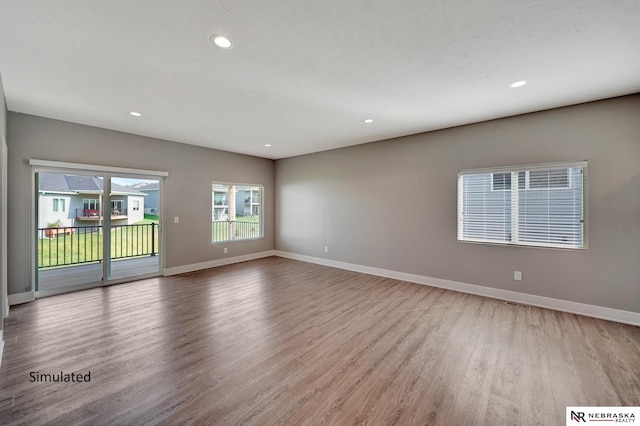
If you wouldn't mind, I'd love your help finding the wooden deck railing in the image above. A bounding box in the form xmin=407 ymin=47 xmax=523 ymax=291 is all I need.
xmin=37 ymin=223 xmax=158 ymax=269
xmin=212 ymin=220 xmax=260 ymax=242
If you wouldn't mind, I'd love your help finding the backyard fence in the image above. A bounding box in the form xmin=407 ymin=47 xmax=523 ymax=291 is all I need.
xmin=38 ymin=223 xmax=158 ymax=269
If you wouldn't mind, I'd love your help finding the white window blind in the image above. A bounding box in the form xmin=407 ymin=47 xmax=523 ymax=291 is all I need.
xmin=457 ymin=161 xmax=587 ymax=249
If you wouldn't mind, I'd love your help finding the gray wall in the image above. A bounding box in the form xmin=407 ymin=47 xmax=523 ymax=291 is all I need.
xmin=275 ymin=95 xmax=640 ymax=313
xmin=8 ymin=113 xmax=275 ymax=296
xmin=0 ymin=73 xmax=7 ymax=332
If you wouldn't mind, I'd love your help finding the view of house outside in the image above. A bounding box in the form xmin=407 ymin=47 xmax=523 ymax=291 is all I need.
xmin=37 ymin=174 xmax=161 ymax=269
xmin=212 ymin=183 xmax=262 ymax=243
xmin=38 ymin=176 xmax=266 ymax=269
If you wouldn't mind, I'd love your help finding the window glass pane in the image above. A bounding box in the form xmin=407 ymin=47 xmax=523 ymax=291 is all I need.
xmin=461 ymin=173 xmax=511 ymax=243
xmin=83 ymin=199 xmax=99 ymax=210
xmin=458 ymin=163 xmax=586 ymax=249
xmin=214 ymin=192 xmax=227 ymax=206
xmin=528 ymin=169 xmax=569 ymax=189
xmin=212 ymin=183 xmax=263 ymax=243
xmin=518 ymin=167 xmax=582 ymax=246
xmin=492 ymin=172 xmax=511 ymax=190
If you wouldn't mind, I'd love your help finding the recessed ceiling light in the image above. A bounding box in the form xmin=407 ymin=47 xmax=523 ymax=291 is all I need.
xmin=130 ymin=112 xmax=142 ymax=117
xmin=509 ymin=80 xmax=527 ymax=88
xmin=265 ymin=144 xmax=271 ymax=147
xmin=363 ymin=119 xmax=374 ymax=123
xmin=211 ymin=35 xmax=232 ymax=49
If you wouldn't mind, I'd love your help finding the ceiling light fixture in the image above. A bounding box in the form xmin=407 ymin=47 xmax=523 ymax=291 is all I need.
xmin=363 ymin=118 xmax=374 ymax=123
xmin=130 ymin=111 xmax=142 ymax=117
xmin=211 ymin=35 xmax=233 ymax=49
xmin=509 ymin=80 xmax=527 ymax=88
xmin=265 ymin=144 xmax=272 ymax=147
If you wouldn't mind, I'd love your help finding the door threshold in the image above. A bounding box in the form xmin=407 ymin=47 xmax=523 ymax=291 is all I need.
xmin=35 ymin=272 xmax=161 ymax=298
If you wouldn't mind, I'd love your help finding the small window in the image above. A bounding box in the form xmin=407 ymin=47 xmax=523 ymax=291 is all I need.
xmin=212 ymin=183 xmax=263 ymax=243
xmin=213 ymin=192 xmax=228 ymax=206
xmin=83 ymin=199 xmax=100 ymax=211
xmin=458 ymin=161 xmax=587 ymax=249
xmin=53 ymin=198 xmax=66 ymax=212
xmin=111 ymin=200 xmax=124 ymax=210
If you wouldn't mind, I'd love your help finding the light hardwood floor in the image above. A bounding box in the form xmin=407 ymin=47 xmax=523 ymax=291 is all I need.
xmin=1 ymin=257 xmax=639 ymax=425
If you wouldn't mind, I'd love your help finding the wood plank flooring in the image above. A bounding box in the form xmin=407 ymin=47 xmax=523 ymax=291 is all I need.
xmin=1 ymin=256 xmax=639 ymax=425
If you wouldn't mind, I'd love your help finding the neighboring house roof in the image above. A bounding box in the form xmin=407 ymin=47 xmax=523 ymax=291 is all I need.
xmin=39 ymin=173 xmax=146 ymax=196
xmin=39 ymin=173 xmax=74 ymax=193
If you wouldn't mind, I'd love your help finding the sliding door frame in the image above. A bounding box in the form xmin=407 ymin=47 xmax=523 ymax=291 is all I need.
xmin=29 ymin=159 xmax=168 ymax=297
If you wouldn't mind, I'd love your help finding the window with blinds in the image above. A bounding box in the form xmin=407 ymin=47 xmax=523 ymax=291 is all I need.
xmin=457 ymin=161 xmax=587 ymax=249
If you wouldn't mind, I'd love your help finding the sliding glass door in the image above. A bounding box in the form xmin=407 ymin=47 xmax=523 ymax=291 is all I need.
xmin=35 ymin=168 xmax=163 ymax=296
xmin=107 ymin=176 xmax=160 ymax=281
xmin=36 ymin=171 xmax=105 ymax=292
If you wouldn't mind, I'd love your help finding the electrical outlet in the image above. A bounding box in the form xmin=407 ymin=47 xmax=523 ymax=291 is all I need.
xmin=174 ymin=216 xmax=179 ymax=223
xmin=324 ymin=246 xmax=329 ymax=253
xmin=224 ymin=247 xmax=228 ymax=254
xmin=514 ymin=271 xmax=522 ymax=281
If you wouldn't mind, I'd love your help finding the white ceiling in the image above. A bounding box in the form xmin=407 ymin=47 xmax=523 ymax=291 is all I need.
xmin=1 ymin=1 xmax=639 ymax=160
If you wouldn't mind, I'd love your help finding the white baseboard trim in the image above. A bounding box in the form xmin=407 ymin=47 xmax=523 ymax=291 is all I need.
xmin=275 ymin=251 xmax=640 ymax=327
xmin=8 ymin=291 xmax=35 ymax=306
xmin=164 ymin=250 xmax=276 ymax=276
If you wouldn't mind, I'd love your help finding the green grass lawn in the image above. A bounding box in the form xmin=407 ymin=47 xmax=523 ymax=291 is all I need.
xmin=135 ymin=214 xmax=159 ymax=225
xmin=39 ymin=214 xmax=259 ymax=268
xmin=38 ymin=222 xmax=159 ymax=269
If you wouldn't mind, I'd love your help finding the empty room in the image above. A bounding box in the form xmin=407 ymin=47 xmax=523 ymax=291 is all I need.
xmin=0 ymin=1 xmax=639 ymax=425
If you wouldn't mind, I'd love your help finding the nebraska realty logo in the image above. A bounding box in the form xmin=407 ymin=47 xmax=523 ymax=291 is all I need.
xmin=567 ymin=407 xmax=639 ymax=424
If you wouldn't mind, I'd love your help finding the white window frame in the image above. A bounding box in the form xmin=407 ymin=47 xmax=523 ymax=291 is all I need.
xmin=457 ymin=160 xmax=588 ymax=250
xmin=211 ymin=182 xmax=264 ymax=244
